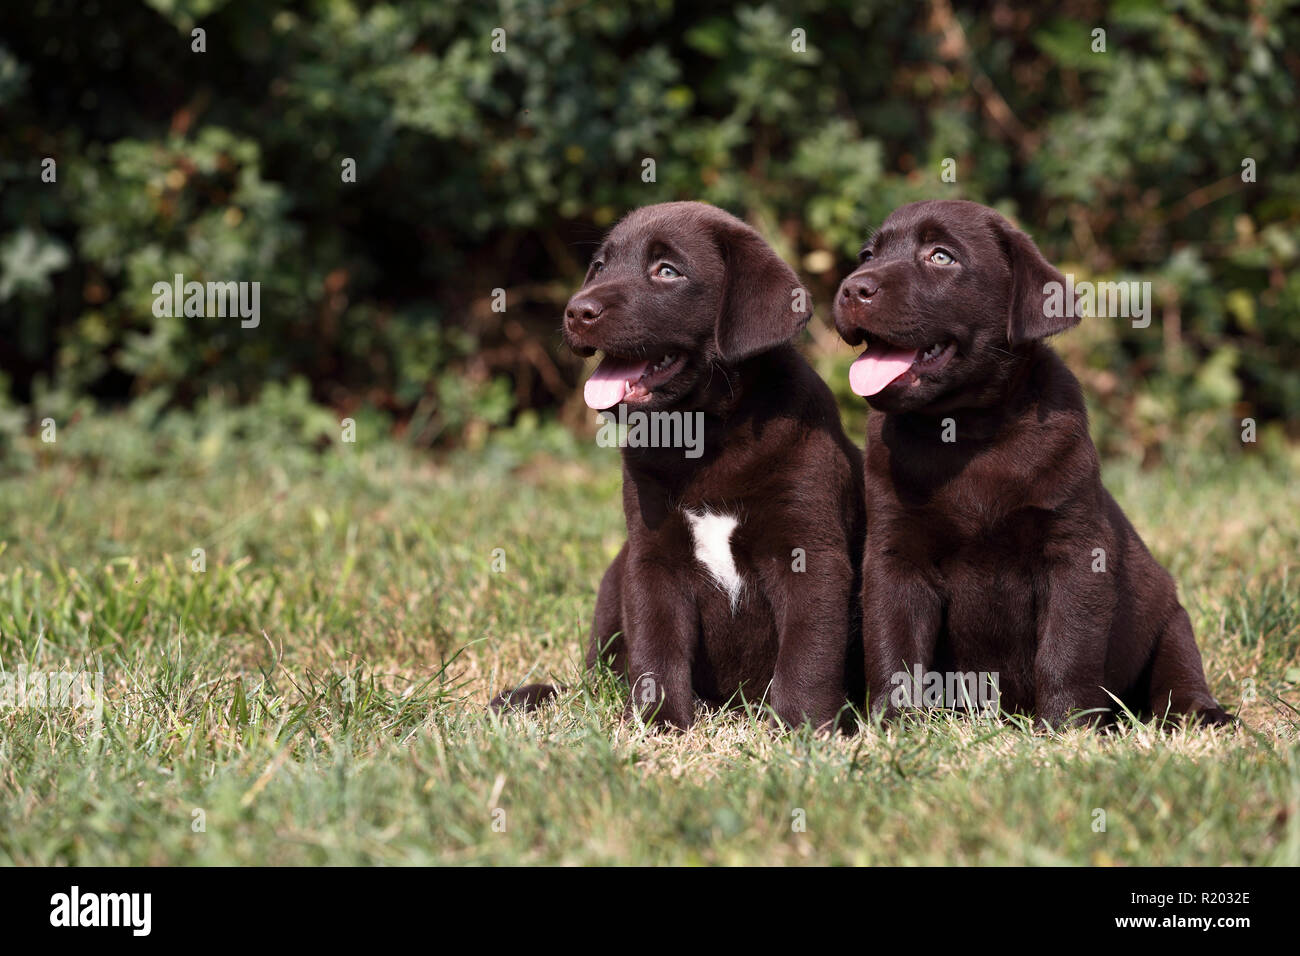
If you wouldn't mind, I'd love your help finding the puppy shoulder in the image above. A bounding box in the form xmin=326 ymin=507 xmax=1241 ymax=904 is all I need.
xmin=1034 ymin=346 xmax=1087 ymax=410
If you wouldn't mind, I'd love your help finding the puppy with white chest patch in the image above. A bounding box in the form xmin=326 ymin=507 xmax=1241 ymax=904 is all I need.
xmin=493 ymin=201 xmax=865 ymax=729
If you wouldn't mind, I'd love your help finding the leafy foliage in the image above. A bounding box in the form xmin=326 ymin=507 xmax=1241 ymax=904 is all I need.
xmin=0 ymin=0 xmax=1297 ymax=456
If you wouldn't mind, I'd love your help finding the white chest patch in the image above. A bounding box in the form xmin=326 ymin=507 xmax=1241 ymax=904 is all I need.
xmin=684 ymin=510 xmax=743 ymax=611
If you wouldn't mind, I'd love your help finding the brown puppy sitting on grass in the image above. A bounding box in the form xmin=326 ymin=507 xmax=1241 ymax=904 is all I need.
xmin=493 ymin=201 xmax=864 ymax=729
xmin=832 ymin=199 xmax=1229 ymax=730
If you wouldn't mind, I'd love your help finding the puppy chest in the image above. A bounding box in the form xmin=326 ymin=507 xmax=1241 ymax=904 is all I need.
xmin=682 ymin=510 xmax=745 ymax=610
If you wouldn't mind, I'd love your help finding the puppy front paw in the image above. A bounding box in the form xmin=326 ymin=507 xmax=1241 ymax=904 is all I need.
xmin=1188 ymin=704 xmax=1234 ymax=728
xmin=489 ymin=683 xmax=562 ymax=713
xmin=622 ymin=696 xmax=692 ymax=730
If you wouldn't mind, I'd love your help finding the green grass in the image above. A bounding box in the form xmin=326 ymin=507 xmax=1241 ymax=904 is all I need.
xmin=0 ymin=417 xmax=1298 ymax=865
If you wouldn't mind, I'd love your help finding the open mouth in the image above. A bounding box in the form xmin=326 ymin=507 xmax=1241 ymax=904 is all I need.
xmin=848 ymin=338 xmax=956 ymax=397
xmin=582 ymin=351 xmax=687 ymax=410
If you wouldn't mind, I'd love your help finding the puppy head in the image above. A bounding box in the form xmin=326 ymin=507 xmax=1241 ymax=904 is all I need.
xmin=830 ymin=199 xmax=1070 ymax=414
xmin=564 ymin=201 xmax=811 ymax=411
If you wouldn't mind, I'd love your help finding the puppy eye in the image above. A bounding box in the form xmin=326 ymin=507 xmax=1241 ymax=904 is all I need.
xmin=859 ymin=250 xmax=874 ymax=263
xmin=591 ymin=260 xmax=604 ymax=273
xmin=929 ymin=249 xmax=956 ymax=265
xmin=654 ymin=264 xmax=682 ymax=279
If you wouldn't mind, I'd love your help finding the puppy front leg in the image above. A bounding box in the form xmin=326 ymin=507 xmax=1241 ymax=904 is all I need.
xmin=767 ymin=551 xmax=854 ymax=731
xmin=623 ymin=558 xmax=698 ymax=729
xmin=1033 ymin=560 xmax=1114 ymax=730
xmin=1148 ymin=605 xmax=1230 ymax=726
xmin=862 ymin=551 xmax=942 ymax=722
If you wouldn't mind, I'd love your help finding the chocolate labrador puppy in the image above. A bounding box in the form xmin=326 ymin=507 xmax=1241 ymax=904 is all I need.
xmin=832 ymin=199 xmax=1228 ymax=729
xmin=493 ymin=201 xmax=864 ymax=729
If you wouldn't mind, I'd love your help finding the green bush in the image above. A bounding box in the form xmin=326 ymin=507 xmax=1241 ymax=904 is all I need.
xmin=0 ymin=0 xmax=1297 ymax=458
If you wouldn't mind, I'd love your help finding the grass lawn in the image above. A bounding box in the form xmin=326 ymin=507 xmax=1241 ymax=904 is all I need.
xmin=1 ymin=412 xmax=1297 ymax=866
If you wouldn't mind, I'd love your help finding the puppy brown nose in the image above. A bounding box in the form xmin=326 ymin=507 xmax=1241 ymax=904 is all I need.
xmin=842 ymin=277 xmax=880 ymax=303
xmin=564 ymin=295 xmax=604 ymax=329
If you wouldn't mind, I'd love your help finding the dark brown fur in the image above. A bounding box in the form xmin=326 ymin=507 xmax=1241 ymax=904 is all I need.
xmin=832 ymin=199 xmax=1229 ymax=729
xmin=492 ymin=201 xmax=864 ymax=729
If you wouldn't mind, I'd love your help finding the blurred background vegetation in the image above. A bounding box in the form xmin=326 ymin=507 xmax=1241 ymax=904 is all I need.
xmin=1 ymin=0 xmax=1298 ymax=470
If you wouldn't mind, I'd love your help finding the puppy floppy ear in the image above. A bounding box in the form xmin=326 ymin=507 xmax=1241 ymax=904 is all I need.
xmin=712 ymin=218 xmax=812 ymax=362
xmin=997 ymin=218 xmax=1072 ymax=346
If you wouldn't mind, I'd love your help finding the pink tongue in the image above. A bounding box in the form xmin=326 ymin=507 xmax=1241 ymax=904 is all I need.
xmin=583 ymin=356 xmax=650 ymax=410
xmin=849 ymin=345 xmax=920 ymax=397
